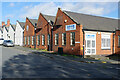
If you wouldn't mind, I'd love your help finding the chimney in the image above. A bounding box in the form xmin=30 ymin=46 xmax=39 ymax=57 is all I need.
xmin=2 ymin=22 xmax=5 ymax=26
xmin=7 ymin=19 xmax=10 ymax=27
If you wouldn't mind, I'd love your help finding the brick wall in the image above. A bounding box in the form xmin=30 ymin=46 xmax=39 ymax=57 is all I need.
xmin=24 ymin=17 xmax=35 ymax=48
xmin=114 ymin=30 xmax=120 ymax=54
xmin=53 ymin=8 xmax=81 ymax=55
xmin=36 ymin=13 xmax=52 ymax=51
xmin=96 ymin=32 xmax=113 ymax=55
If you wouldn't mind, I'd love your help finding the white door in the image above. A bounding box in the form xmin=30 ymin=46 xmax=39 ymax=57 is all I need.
xmin=85 ymin=34 xmax=96 ymax=55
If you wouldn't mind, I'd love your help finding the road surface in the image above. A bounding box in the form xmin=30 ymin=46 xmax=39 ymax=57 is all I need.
xmin=0 ymin=46 xmax=120 ymax=79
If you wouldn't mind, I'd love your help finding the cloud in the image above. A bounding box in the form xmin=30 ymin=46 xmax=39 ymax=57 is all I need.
xmin=9 ymin=3 xmax=14 ymax=7
xmin=5 ymin=14 xmax=14 ymax=18
xmin=19 ymin=2 xmax=118 ymax=19
xmin=20 ymin=2 xmax=58 ymax=19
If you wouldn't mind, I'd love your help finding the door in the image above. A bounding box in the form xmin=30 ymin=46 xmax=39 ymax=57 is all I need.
xmin=85 ymin=34 xmax=96 ymax=55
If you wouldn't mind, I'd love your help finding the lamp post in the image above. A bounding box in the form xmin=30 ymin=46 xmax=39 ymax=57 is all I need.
xmin=34 ymin=23 xmax=37 ymax=49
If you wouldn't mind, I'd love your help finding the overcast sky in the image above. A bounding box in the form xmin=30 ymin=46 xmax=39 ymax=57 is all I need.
xmin=1 ymin=0 xmax=119 ymax=25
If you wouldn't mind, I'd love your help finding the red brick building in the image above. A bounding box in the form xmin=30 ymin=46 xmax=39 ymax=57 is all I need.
xmin=53 ymin=8 xmax=120 ymax=55
xmin=24 ymin=13 xmax=55 ymax=51
xmin=24 ymin=17 xmax=38 ymax=48
xmin=35 ymin=13 xmax=55 ymax=51
xmin=24 ymin=8 xmax=120 ymax=55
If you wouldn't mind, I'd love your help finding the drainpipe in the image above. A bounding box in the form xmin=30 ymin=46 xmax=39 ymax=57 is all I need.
xmin=83 ymin=30 xmax=85 ymax=58
xmin=34 ymin=23 xmax=37 ymax=49
xmin=113 ymin=32 xmax=115 ymax=54
xmin=51 ymin=27 xmax=53 ymax=51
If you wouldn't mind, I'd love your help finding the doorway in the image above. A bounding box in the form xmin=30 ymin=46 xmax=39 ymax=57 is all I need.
xmin=85 ymin=33 xmax=96 ymax=55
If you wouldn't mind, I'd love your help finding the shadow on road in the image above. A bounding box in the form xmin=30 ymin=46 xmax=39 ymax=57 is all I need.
xmin=2 ymin=52 xmax=120 ymax=79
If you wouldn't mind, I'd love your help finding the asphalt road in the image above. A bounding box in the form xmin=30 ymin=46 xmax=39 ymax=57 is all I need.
xmin=0 ymin=46 xmax=120 ymax=79
xmin=0 ymin=46 xmax=27 ymax=79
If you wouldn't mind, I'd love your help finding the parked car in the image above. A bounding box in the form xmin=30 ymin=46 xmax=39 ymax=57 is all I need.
xmin=3 ymin=40 xmax=14 ymax=47
xmin=0 ymin=38 xmax=4 ymax=45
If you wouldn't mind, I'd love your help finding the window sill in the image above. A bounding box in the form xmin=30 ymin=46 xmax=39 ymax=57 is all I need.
xmin=101 ymin=48 xmax=111 ymax=50
xmin=62 ymin=45 xmax=66 ymax=46
xmin=70 ymin=45 xmax=75 ymax=47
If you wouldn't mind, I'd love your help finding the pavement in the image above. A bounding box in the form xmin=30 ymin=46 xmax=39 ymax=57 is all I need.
xmin=1 ymin=46 xmax=120 ymax=79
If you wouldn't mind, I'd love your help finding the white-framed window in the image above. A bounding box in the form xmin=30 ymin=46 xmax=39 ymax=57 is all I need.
xmin=37 ymin=35 xmax=40 ymax=45
xmin=118 ymin=36 xmax=120 ymax=47
xmin=28 ymin=36 xmax=30 ymax=45
xmin=101 ymin=34 xmax=111 ymax=49
xmin=55 ymin=34 xmax=59 ymax=46
xmin=26 ymin=25 xmax=29 ymax=31
xmin=42 ymin=35 xmax=45 ymax=45
xmin=62 ymin=33 xmax=66 ymax=45
xmin=25 ymin=37 xmax=27 ymax=45
xmin=48 ymin=34 xmax=50 ymax=45
xmin=32 ymin=36 xmax=34 ymax=45
xmin=70 ymin=32 xmax=75 ymax=46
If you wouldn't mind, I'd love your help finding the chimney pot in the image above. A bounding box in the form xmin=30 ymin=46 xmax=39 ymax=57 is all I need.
xmin=7 ymin=19 xmax=10 ymax=27
xmin=2 ymin=22 xmax=5 ymax=26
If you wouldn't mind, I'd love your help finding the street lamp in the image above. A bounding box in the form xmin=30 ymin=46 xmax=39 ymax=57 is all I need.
xmin=34 ymin=23 xmax=37 ymax=49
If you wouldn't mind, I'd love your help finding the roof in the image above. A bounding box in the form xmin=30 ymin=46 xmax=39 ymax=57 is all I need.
xmin=42 ymin=14 xmax=55 ymax=23
xmin=5 ymin=26 xmax=9 ymax=32
xmin=17 ymin=21 xmax=25 ymax=29
xmin=63 ymin=10 xmax=118 ymax=31
xmin=0 ymin=27 xmax=3 ymax=33
xmin=29 ymin=19 xmax=38 ymax=27
xmin=11 ymin=24 xmax=16 ymax=31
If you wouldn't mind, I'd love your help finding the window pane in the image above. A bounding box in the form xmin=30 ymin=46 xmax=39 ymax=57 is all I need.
xmin=87 ymin=40 xmax=90 ymax=48
xmin=87 ymin=49 xmax=90 ymax=53
xmin=42 ymin=35 xmax=45 ymax=45
xmin=48 ymin=35 xmax=50 ymax=45
xmin=92 ymin=49 xmax=95 ymax=53
xmin=64 ymin=33 xmax=66 ymax=45
xmin=55 ymin=34 xmax=58 ymax=45
xmin=92 ymin=40 xmax=95 ymax=48
xmin=119 ymin=36 xmax=120 ymax=46
xmin=101 ymin=35 xmax=110 ymax=49
xmin=70 ymin=32 xmax=75 ymax=46
xmin=62 ymin=33 xmax=66 ymax=45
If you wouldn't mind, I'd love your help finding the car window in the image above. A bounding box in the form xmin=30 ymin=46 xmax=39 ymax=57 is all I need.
xmin=0 ymin=38 xmax=4 ymax=40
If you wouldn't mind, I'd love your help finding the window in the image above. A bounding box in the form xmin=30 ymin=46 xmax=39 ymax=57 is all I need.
xmin=37 ymin=35 xmax=40 ymax=45
xmin=26 ymin=25 xmax=29 ymax=31
xmin=48 ymin=34 xmax=50 ymax=45
xmin=55 ymin=34 xmax=59 ymax=46
xmin=62 ymin=33 xmax=66 ymax=45
xmin=25 ymin=37 xmax=27 ymax=45
xmin=28 ymin=36 xmax=30 ymax=45
xmin=101 ymin=34 xmax=110 ymax=49
xmin=118 ymin=36 xmax=120 ymax=47
xmin=32 ymin=36 xmax=34 ymax=45
xmin=42 ymin=35 xmax=45 ymax=45
xmin=70 ymin=32 xmax=75 ymax=46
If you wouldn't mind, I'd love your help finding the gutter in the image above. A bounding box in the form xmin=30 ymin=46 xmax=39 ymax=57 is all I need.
xmin=82 ymin=30 xmax=85 ymax=58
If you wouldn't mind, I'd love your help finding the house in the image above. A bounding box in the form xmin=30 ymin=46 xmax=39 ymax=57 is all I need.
xmin=8 ymin=24 xmax=16 ymax=43
xmin=24 ymin=17 xmax=38 ymax=48
xmin=0 ymin=22 xmax=5 ymax=38
xmin=3 ymin=25 xmax=9 ymax=40
xmin=53 ymin=8 xmax=120 ymax=55
xmin=2 ymin=19 xmax=10 ymax=40
xmin=35 ymin=13 xmax=55 ymax=51
xmin=0 ymin=26 xmax=3 ymax=38
xmin=15 ymin=20 xmax=25 ymax=46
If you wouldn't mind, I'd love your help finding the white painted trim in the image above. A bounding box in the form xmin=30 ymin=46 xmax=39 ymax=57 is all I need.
xmin=84 ymin=31 xmax=97 ymax=34
xmin=85 ymin=33 xmax=96 ymax=55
